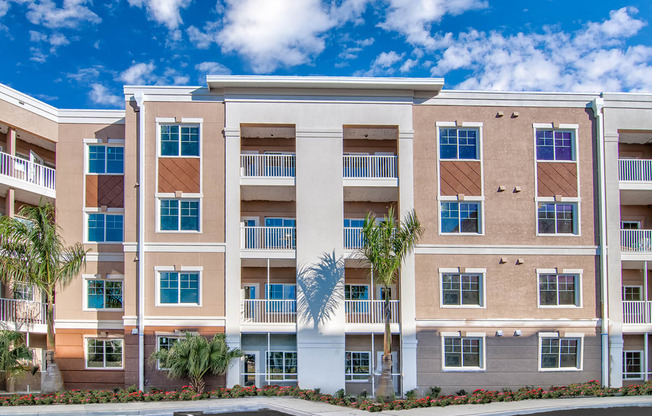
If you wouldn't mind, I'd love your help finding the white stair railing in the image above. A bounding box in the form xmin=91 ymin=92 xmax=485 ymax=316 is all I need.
xmin=343 ymin=155 xmax=397 ymax=179
xmin=240 ymin=154 xmax=296 ymax=177
xmin=241 ymin=299 xmax=297 ymax=323
xmin=622 ymin=301 xmax=652 ymax=324
xmin=345 ymin=300 xmax=399 ymax=324
xmin=620 ymin=229 xmax=652 ymax=252
xmin=0 ymin=152 xmax=55 ymax=191
xmin=241 ymin=226 xmax=296 ymax=249
xmin=0 ymin=298 xmax=47 ymax=325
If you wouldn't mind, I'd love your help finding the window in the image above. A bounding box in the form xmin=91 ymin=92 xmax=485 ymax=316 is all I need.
xmin=160 ymin=125 xmax=199 ymax=156
xmin=345 ymin=351 xmax=371 ymax=381
xmin=536 ymin=130 xmax=574 ymax=161
xmin=537 ymin=203 xmax=577 ymax=235
xmin=87 ymin=213 xmax=123 ymax=242
xmin=266 ymin=284 xmax=296 ymax=313
xmin=439 ymin=128 xmax=479 ymax=160
xmin=540 ymin=337 xmax=581 ymax=370
xmin=86 ymin=279 xmax=123 ymax=309
xmin=13 ymin=283 xmax=34 ymax=301
xmin=266 ymin=351 xmax=297 ymax=381
xmin=345 ymin=285 xmax=369 ymax=300
xmin=88 ymin=145 xmax=124 ymax=174
xmin=622 ymin=286 xmax=642 ymax=301
xmin=538 ymin=274 xmax=580 ymax=307
xmin=621 ymin=220 xmax=641 ymax=230
xmin=442 ymin=274 xmax=482 ymax=306
xmin=159 ymin=272 xmax=200 ymax=305
xmin=86 ymin=339 xmax=123 ymax=369
xmin=160 ymin=199 xmax=199 ymax=231
xmin=157 ymin=336 xmax=180 ymax=369
xmin=441 ymin=202 xmax=481 ymax=234
xmin=263 ymin=218 xmax=296 ymax=249
xmin=623 ymin=351 xmax=643 ymax=380
xmin=344 ymin=219 xmax=365 ymax=248
xmin=443 ymin=336 xmax=484 ymax=370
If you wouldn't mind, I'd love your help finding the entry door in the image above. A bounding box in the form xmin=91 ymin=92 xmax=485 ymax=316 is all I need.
xmin=243 ymin=352 xmax=259 ymax=387
xmin=29 ymin=150 xmax=44 ymax=184
xmin=243 ymin=285 xmax=257 ymax=299
xmin=242 ymin=217 xmax=259 ymax=249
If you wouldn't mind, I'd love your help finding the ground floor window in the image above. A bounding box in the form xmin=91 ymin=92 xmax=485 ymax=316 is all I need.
xmin=266 ymin=351 xmax=297 ymax=381
xmin=443 ymin=336 xmax=484 ymax=370
xmin=86 ymin=339 xmax=123 ymax=369
xmin=345 ymin=351 xmax=371 ymax=381
xmin=540 ymin=337 xmax=581 ymax=370
xmin=623 ymin=350 xmax=643 ymax=380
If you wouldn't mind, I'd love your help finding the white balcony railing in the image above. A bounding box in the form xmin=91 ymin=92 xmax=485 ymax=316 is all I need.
xmin=623 ymin=301 xmax=652 ymax=324
xmin=344 ymin=227 xmax=364 ymax=249
xmin=0 ymin=298 xmax=47 ymax=325
xmin=241 ymin=154 xmax=296 ymax=178
xmin=619 ymin=159 xmax=652 ymax=182
xmin=345 ymin=300 xmax=399 ymax=324
xmin=0 ymin=152 xmax=55 ymax=191
xmin=241 ymin=226 xmax=296 ymax=250
xmin=620 ymin=229 xmax=652 ymax=253
xmin=343 ymin=155 xmax=397 ymax=179
xmin=241 ymin=299 xmax=297 ymax=323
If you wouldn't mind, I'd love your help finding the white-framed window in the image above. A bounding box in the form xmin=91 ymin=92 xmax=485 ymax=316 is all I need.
xmin=623 ymin=286 xmax=643 ymax=301
xmin=157 ymin=335 xmax=181 ymax=370
xmin=623 ymin=350 xmax=644 ymax=380
xmin=345 ymin=284 xmax=369 ymax=300
xmin=538 ymin=273 xmax=581 ymax=307
xmin=538 ymin=333 xmax=583 ymax=371
xmin=441 ymin=272 xmax=484 ymax=307
xmin=87 ymin=213 xmax=124 ymax=242
xmin=441 ymin=201 xmax=481 ymax=234
xmin=345 ymin=351 xmax=371 ymax=381
xmin=87 ymin=145 xmax=124 ymax=174
xmin=157 ymin=271 xmax=201 ymax=306
xmin=159 ymin=199 xmax=200 ymax=232
xmin=266 ymin=351 xmax=297 ymax=381
xmin=439 ymin=127 xmax=480 ymax=160
xmin=13 ymin=283 xmax=34 ymax=301
xmin=84 ymin=276 xmax=123 ymax=310
xmin=621 ymin=220 xmax=641 ymax=230
xmin=85 ymin=338 xmax=123 ymax=369
xmin=535 ymin=129 xmax=575 ymax=161
xmin=159 ymin=124 xmax=200 ymax=157
xmin=537 ymin=202 xmax=578 ymax=235
xmin=442 ymin=332 xmax=485 ymax=371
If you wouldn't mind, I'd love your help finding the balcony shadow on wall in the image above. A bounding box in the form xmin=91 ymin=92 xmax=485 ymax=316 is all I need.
xmin=296 ymin=251 xmax=344 ymax=330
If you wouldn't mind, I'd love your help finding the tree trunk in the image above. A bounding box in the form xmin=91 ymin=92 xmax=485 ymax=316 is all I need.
xmin=41 ymin=291 xmax=63 ymax=394
xmin=376 ymin=295 xmax=394 ymax=401
xmin=191 ymin=376 xmax=205 ymax=394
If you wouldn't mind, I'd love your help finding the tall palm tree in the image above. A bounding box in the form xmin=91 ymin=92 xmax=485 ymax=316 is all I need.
xmin=360 ymin=207 xmax=422 ymax=400
xmin=150 ymin=332 xmax=242 ymax=393
xmin=0 ymin=202 xmax=87 ymax=357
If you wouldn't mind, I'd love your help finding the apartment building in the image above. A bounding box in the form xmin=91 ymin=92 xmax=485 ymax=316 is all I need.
xmin=0 ymin=76 xmax=650 ymax=395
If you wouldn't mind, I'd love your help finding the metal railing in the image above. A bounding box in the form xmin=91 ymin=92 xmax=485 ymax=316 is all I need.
xmin=620 ymin=229 xmax=652 ymax=253
xmin=343 ymin=155 xmax=397 ymax=179
xmin=345 ymin=300 xmax=399 ymax=324
xmin=241 ymin=226 xmax=296 ymax=250
xmin=0 ymin=152 xmax=55 ymax=191
xmin=241 ymin=154 xmax=295 ymax=177
xmin=619 ymin=159 xmax=652 ymax=182
xmin=623 ymin=301 xmax=652 ymax=324
xmin=241 ymin=299 xmax=297 ymax=323
xmin=0 ymin=298 xmax=47 ymax=325
xmin=344 ymin=227 xmax=364 ymax=249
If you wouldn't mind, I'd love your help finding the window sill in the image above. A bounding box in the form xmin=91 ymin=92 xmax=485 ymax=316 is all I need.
xmin=158 ymin=155 xmax=201 ymax=159
xmin=86 ymin=173 xmax=125 ymax=176
xmin=440 ymin=305 xmax=485 ymax=309
xmin=83 ymin=308 xmax=124 ymax=312
xmin=536 ymin=160 xmax=577 ymax=163
xmin=536 ymin=233 xmax=580 ymax=237
xmin=84 ymin=241 xmax=124 ymax=245
xmin=439 ymin=233 xmax=484 ymax=236
xmin=156 ymin=230 xmax=201 ymax=234
xmin=538 ymin=367 xmax=582 ymax=372
xmin=538 ymin=305 xmax=581 ymax=309
xmin=156 ymin=303 xmax=202 ymax=307
xmin=442 ymin=367 xmax=485 ymax=372
xmin=84 ymin=366 xmax=124 ymax=371
xmin=345 ymin=378 xmax=371 ymax=383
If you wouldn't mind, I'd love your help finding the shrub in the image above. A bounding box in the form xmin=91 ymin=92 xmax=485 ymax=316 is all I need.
xmin=427 ymin=386 xmax=441 ymax=398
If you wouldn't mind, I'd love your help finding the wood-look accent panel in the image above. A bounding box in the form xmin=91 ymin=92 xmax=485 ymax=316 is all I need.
xmin=158 ymin=158 xmax=200 ymax=193
xmin=537 ymin=162 xmax=578 ymax=197
xmin=85 ymin=175 xmax=124 ymax=208
xmin=440 ymin=161 xmax=482 ymax=196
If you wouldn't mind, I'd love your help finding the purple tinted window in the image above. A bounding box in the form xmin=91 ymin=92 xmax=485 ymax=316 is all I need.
xmin=537 ymin=130 xmax=574 ymax=161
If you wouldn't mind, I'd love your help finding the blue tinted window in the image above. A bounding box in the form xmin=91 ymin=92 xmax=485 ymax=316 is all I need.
xmin=160 ymin=200 xmax=179 ymax=230
xmin=161 ymin=125 xmax=179 ymax=156
xmin=105 ymin=215 xmax=123 ymax=242
xmin=106 ymin=147 xmax=124 ymax=174
xmin=180 ymin=200 xmax=199 ymax=231
xmin=160 ymin=272 xmax=179 ymax=303
xmin=441 ymin=202 xmax=480 ymax=234
xmin=88 ymin=214 xmax=105 ymax=242
xmin=537 ymin=130 xmax=574 ymax=161
xmin=88 ymin=146 xmax=106 ymax=173
xmin=180 ymin=126 xmax=199 ymax=156
xmin=440 ymin=128 xmax=479 ymax=160
xmin=179 ymin=273 xmax=199 ymax=304
xmin=439 ymin=129 xmax=458 ymax=159
xmin=87 ymin=280 xmax=105 ymax=308
xmin=160 ymin=272 xmax=199 ymax=304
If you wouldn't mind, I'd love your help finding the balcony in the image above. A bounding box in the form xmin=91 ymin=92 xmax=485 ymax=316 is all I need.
xmin=343 ymin=155 xmax=398 ymax=202
xmin=240 ymin=155 xmax=295 ymax=201
xmin=344 ymin=227 xmax=364 ymax=250
xmin=0 ymin=151 xmax=55 ymax=199
xmin=618 ymin=159 xmax=652 ymax=204
xmin=241 ymin=299 xmax=297 ymax=332
xmin=0 ymin=298 xmax=47 ymax=332
xmin=345 ymin=300 xmax=399 ymax=324
xmin=241 ymin=226 xmax=296 ymax=259
xmin=620 ymin=229 xmax=652 ymax=259
xmin=623 ymin=301 xmax=652 ymax=325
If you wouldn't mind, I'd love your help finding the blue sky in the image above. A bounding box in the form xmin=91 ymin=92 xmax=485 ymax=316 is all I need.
xmin=0 ymin=0 xmax=651 ymax=109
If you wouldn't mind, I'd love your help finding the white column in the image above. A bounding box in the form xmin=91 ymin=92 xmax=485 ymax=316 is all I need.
xmin=224 ymin=127 xmax=242 ymax=387
xmin=644 ymin=333 xmax=649 ymax=381
xmin=295 ymin=128 xmax=345 ymax=394
xmin=398 ymin=130 xmax=418 ymax=393
xmin=5 ymin=128 xmax=16 ymax=217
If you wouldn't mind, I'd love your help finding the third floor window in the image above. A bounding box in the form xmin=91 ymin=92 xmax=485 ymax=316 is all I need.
xmin=536 ymin=130 xmax=574 ymax=161
xmin=160 ymin=125 xmax=199 ymax=157
xmin=439 ymin=128 xmax=480 ymax=160
xmin=88 ymin=145 xmax=123 ymax=174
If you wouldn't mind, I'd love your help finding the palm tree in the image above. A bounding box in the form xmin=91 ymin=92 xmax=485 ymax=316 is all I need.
xmin=360 ymin=207 xmax=422 ymax=401
xmin=150 ymin=332 xmax=242 ymax=393
xmin=0 ymin=203 xmax=87 ymax=377
xmin=0 ymin=330 xmax=33 ymax=391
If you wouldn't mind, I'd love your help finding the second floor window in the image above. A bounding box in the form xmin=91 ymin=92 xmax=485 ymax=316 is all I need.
xmin=88 ymin=145 xmax=124 ymax=174
xmin=159 ymin=272 xmax=200 ymax=305
xmin=536 ymin=130 xmax=574 ymax=161
xmin=441 ymin=202 xmax=481 ymax=234
xmin=88 ymin=213 xmax=123 ymax=242
xmin=442 ymin=274 xmax=482 ymax=306
xmin=87 ymin=279 xmax=123 ymax=309
xmin=537 ymin=203 xmax=577 ymax=235
xmin=160 ymin=199 xmax=199 ymax=231
xmin=13 ymin=283 xmax=34 ymax=301
xmin=160 ymin=125 xmax=199 ymax=157
xmin=440 ymin=128 xmax=479 ymax=160
xmin=539 ymin=274 xmax=579 ymax=307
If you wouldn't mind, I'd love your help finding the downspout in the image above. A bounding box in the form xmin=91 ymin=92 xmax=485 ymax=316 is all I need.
xmin=134 ymin=91 xmax=146 ymax=392
xmin=592 ymin=97 xmax=609 ymax=385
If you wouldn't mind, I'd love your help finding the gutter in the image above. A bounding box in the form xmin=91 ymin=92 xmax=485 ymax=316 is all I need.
xmin=592 ymin=96 xmax=609 ymax=386
xmin=134 ymin=92 xmax=146 ymax=391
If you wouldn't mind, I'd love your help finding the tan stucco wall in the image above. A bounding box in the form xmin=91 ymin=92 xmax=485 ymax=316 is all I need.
xmin=621 ymin=205 xmax=652 ymax=228
xmin=0 ymin=100 xmax=58 ymax=142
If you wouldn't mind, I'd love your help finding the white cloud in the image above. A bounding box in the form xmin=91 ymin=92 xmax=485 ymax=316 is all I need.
xmin=357 ymin=51 xmax=405 ymax=76
xmin=127 ymin=0 xmax=191 ymax=30
xmin=119 ymin=62 xmax=156 ymax=84
xmin=187 ymin=23 xmax=217 ymax=49
xmin=378 ymin=0 xmax=487 ymax=49
xmin=400 ymin=58 xmax=417 ymax=73
xmin=25 ymin=0 xmax=101 ymax=29
xmin=67 ymin=66 xmax=102 ymax=83
xmin=217 ymin=0 xmax=336 ymax=73
xmin=0 ymin=0 xmax=9 ymax=18
xmin=195 ymin=61 xmax=231 ymax=75
xmin=89 ymin=83 xmax=122 ymax=107
xmin=429 ymin=7 xmax=652 ymax=92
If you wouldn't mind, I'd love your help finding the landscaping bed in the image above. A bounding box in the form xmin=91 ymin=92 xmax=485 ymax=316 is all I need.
xmin=0 ymin=381 xmax=651 ymax=412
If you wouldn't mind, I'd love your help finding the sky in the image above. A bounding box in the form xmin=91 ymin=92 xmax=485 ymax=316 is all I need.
xmin=0 ymin=0 xmax=651 ymax=109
